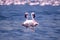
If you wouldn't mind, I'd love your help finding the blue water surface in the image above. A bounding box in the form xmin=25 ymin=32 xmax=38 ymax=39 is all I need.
xmin=0 ymin=5 xmax=60 ymax=40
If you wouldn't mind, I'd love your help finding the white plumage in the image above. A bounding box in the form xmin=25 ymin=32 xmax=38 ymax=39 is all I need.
xmin=22 ymin=12 xmax=39 ymax=28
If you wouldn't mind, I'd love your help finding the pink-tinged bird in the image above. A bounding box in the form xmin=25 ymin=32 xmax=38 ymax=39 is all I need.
xmin=22 ymin=12 xmax=39 ymax=31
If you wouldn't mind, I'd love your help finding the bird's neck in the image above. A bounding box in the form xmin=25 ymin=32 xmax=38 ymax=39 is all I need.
xmin=26 ymin=17 xmax=28 ymax=21
xmin=31 ymin=14 xmax=35 ymax=21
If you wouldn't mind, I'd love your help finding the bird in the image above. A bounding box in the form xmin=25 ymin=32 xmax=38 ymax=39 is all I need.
xmin=22 ymin=12 xmax=39 ymax=31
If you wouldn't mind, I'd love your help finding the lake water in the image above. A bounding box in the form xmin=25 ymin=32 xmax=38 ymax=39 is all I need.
xmin=0 ymin=5 xmax=60 ymax=40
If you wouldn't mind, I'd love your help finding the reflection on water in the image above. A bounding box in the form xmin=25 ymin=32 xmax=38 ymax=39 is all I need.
xmin=0 ymin=5 xmax=60 ymax=40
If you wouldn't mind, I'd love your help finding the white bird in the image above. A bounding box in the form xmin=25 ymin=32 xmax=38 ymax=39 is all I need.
xmin=22 ymin=12 xmax=39 ymax=29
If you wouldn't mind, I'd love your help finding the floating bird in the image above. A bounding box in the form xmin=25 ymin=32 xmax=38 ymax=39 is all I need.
xmin=22 ymin=12 xmax=39 ymax=31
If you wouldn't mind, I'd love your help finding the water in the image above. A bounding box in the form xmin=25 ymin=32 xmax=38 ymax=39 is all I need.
xmin=0 ymin=5 xmax=60 ymax=40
